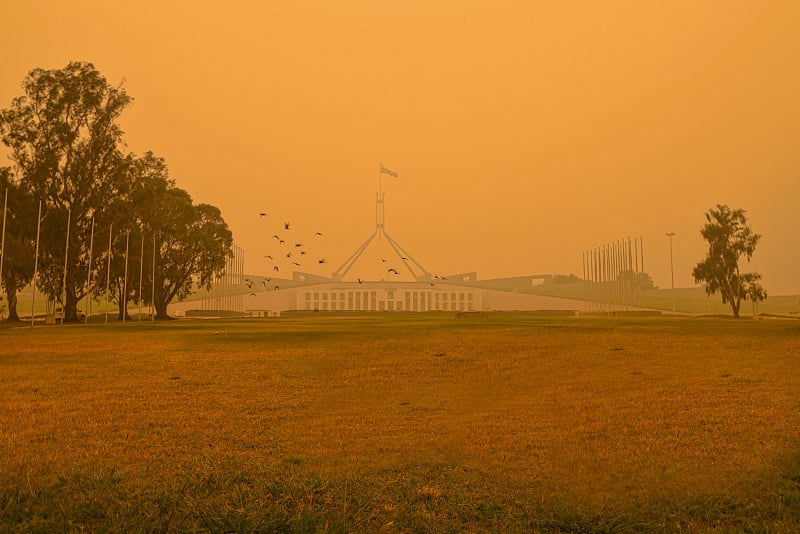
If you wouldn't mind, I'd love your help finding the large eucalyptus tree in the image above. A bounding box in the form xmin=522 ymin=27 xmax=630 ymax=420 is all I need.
xmin=0 ymin=62 xmax=131 ymax=322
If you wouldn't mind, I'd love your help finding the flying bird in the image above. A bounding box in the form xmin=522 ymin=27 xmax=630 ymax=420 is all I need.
xmin=292 ymin=261 xmax=301 ymax=266
xmin=284 ymin=223 xmax=291 ymax=230
xmin=388 ymin=268 xmax=399 ymax=275
xmin=315 ymin=232 xmax=323 ymax=236
xmin=265 ymin=255 xmax=273 ymax=260
xmin=300 ymin=251 xmax=307 ymax=255
xmin=274 ymin=285 xmax=280 ymax=290
xmin=279 ymin=239 xmax=285 ymax=244
xmin=357 ymin=278 xmax=363 ymax=284
xmin=381 ymin=258 xmax=387 ymax=263
xmin=245 ymin=281 xmax=253 ymax=289
xmin=295 ymin=243 xmax=303 ymax=248
xmin=259 ymin=212 xmax=267 ymax=217
xmin=273 ymin=266 xmax=279 ymax=272
xmin=273 ymin=235 xmax=280 ymax=240
xmin=286 ymin=252 xmax=292 ymax=258
xmin=250 ymin=293 xmax=256 ymax=297
xmin=318 ymin=258 xmax=326 ymax=264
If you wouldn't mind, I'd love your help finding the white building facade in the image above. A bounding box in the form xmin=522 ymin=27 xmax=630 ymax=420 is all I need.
xmin=297 ymin=282 xmax=483 ymax=312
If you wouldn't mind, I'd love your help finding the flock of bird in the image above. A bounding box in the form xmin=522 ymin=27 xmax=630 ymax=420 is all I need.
xmin=241 ymin=212 xmax=329 ymax=295
xmin=246 ymin=211 xmax=448 ymax=295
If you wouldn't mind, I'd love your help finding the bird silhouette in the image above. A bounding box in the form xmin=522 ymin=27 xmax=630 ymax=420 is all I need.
xmin=292 ymin=261 xmax=300 ymax=266
xmin=261 ymin=280 xmax=267 ymax=286
xmin=273 ymin=235 xmax=280 ymax=240
xmin=274 ymin=285 xmax=280 ymax=290
xmin=401 ymin=257 xmax=408 ymax=261
xmin=250 ymin=293 xmax=256 ymax=297
xmin=279 ymin=239 xmax=285 ymax=244
xmin=315 ymin=232 xmax=323 ymax=236
xmin=381 ymin=258 xmax=387 ymax=263
xmin=273 ymin=266 xmax=279 ymax=272
xmin=284 ymin=223 xmax=291 ymax=230
xmin=357 ymin=278 xmax=363 ymax=284
xmin=286 ymin=252 xmax=292 ymax=258
xmin=300 ymin=251 xmax=307 ymax=255
xmin=318 ymin=258 xmax=326 ymax=264
xmin=245 ymin=281 xmax=253 ymax=289
xmin=265 ymin=255 xmax=273 ymax=260
xmin=295 ymin=243 xmax=303 ymax=248
xmin=388 ymin=268 xmax=399 ymax=275
xmin=259 ymin=212 xmax=267 ymax=217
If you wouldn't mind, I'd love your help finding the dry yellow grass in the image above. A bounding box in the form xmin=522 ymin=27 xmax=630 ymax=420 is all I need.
xmin=1 ymin=314 xmax=799 ymax=530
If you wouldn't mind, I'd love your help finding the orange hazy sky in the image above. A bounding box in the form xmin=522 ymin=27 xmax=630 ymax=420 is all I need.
xmin=1 ymin=1 xmax=798 ymax=293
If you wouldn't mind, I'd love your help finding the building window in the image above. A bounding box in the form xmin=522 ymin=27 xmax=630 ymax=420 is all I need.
xmin=305 ymin=292 xmax=310 ymax=300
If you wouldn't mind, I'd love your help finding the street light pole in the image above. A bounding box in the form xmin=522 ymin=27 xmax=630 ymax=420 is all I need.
xmin=666 ymin=232 xmax=676 ymax=313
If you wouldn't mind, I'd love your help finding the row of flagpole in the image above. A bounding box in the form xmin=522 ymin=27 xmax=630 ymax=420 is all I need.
xmin=0 ymin=193 xmax=162 ymax=326
xmin=203 ymin=244 xmax=244 ymax=315
xmin=582 ymin=236 xmax=645 ymax=314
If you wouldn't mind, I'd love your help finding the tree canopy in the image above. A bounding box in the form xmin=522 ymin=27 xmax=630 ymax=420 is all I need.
xmin=692 ymin=204 xmax=766 ymax=318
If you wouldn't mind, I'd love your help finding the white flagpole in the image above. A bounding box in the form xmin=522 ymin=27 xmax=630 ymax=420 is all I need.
xmin=123 ymin=230 xmax=129 ymax=324
xmin=61 ymin=208 xmax=71 ymax=325
xmin=0 ymin=188 xmax=7 ymax=292
xmin=85 ymin=217 xmax=94 ymax=323
xmin=138 ymin=232 xmax=144 ymax=322
xmin=31 ymin=199 xmax=42 ymax=327
xmin=151 ymin=236 xmax=156 ymax=321
xmin=105 ymin=224 xmax=112 ymax=324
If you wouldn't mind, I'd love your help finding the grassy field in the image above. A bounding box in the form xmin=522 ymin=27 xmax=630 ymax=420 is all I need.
xmin=2 ymin=314 xmax=800 ymax=532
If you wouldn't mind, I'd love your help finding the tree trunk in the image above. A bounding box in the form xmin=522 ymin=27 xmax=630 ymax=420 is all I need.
xmin=116 ymin=286 xmax=131 ymax=321
xmin=64 ymin=289 xmax=80 ymax=323
xmin=154 ymin=298 xmax=171 ymax=320
xmin=4 ymin=281 xmax=20 ymax=322
xmin=731 ymin=298 xmax=741 ymax=318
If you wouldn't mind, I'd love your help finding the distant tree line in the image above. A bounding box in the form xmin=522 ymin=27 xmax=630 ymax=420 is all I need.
xmin=0 ymin=62 xmax=232 ymax=322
